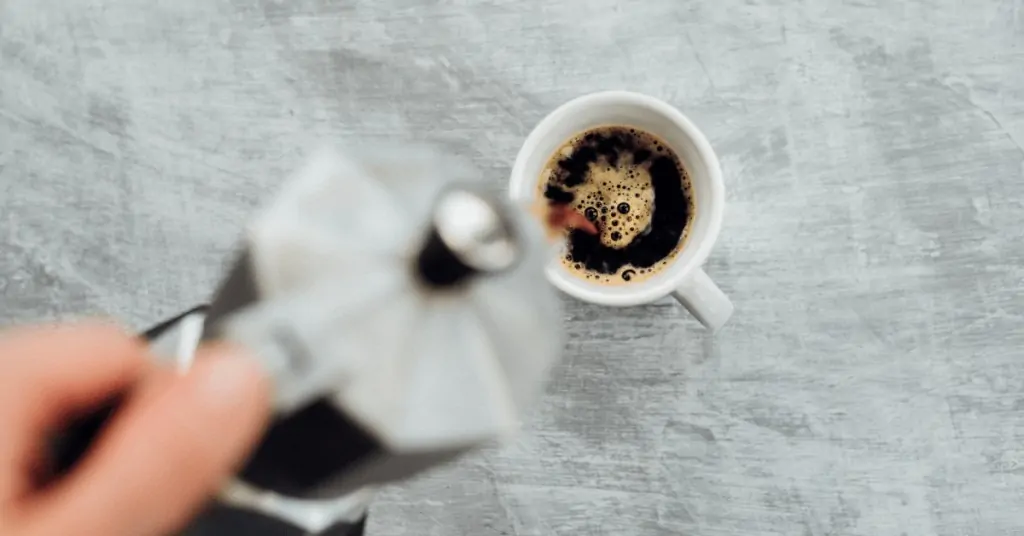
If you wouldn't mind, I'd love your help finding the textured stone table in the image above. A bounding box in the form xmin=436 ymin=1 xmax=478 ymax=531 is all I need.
xmin=2 ymin=1 xmax=1022 ymax=534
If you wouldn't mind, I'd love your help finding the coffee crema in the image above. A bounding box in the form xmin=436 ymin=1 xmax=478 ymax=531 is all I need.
xmin=540 ymin=126 xmax=694 ymax=285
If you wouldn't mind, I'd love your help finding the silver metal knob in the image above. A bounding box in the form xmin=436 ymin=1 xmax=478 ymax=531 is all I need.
xmin=417 ymin=186 xmax=521 ymax=287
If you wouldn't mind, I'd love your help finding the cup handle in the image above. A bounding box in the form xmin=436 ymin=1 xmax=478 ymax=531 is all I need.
xmin=671 ymin=268 xmax=733 ymax=332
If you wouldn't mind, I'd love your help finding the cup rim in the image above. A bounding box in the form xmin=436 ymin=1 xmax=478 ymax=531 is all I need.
xmin=509 ymin=91 xmax=724 ymax=306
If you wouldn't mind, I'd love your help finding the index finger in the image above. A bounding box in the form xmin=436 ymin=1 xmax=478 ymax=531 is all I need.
xmin=0 ymin=322 xmax=147 ymax=498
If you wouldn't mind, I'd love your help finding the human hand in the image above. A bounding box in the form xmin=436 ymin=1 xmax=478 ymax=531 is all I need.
xmin=0 ymin=322 xmax=270 ymax=536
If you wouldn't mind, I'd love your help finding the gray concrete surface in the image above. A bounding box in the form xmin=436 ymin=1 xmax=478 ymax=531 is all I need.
xmin=2 ymin=1 xmax=1023 ymax=534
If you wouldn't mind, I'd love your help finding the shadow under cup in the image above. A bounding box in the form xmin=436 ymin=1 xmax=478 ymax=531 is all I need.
xmin=510 ymin=92 xmax=724 ymax=307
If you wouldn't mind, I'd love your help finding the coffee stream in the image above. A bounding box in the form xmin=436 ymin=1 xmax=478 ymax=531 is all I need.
xmin=542 ymin=126 xmax=693 ymax=284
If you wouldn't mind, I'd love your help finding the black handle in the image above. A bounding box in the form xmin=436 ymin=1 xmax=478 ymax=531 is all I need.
xmin=47 ymin=397 xmax=123 ymax=478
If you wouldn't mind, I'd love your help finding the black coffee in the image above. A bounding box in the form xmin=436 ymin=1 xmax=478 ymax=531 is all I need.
xmin=540 ymin=126 xmax=694 ymax=284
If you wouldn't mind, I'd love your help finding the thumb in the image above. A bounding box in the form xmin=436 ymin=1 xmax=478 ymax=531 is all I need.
xmin=21 ymin=346 xmax=271 ymax=536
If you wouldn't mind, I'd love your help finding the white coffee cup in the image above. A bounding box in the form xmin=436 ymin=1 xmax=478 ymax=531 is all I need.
xmin=509 ymin=91 xmax=733 ymax=331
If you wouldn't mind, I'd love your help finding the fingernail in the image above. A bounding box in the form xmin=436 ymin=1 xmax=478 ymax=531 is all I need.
xmin=191 ymin=349 xmax=268 ymax=411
